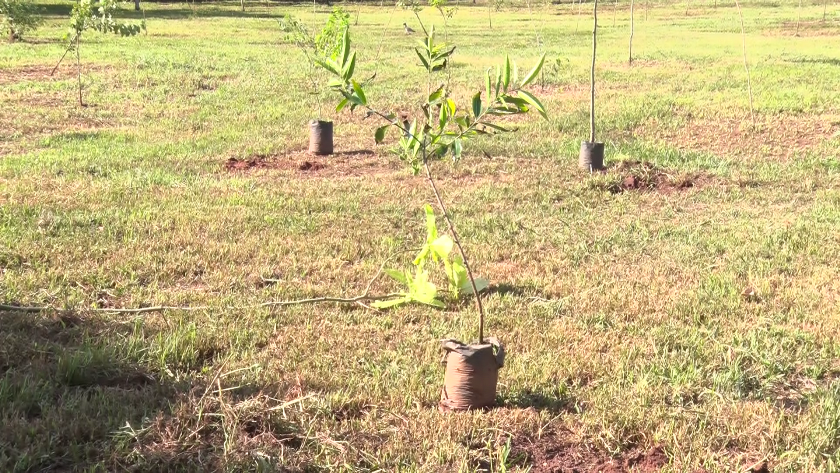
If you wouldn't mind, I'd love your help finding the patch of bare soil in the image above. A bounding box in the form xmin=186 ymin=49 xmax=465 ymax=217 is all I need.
xmin=0 ymin=64 xmax=101 ymax=85
xmin=511 ymin=434 xmax=668 ymax=473
xmin=603 ymin=160 xmax=710 ymax=194
xmin=637 ymin=114 xmax=840 ymax=161
xmin=223 ymin=149 xmax=400 ymax=178
xmin=770 ymin=21 xmax=840 ymax=37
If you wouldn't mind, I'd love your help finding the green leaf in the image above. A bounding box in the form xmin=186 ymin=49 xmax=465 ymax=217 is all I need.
xmin=480 ymin=122 xmax=512 ymax=133
xmin=521 ymin=53 xmax=546 ymax=87
xmin=351 ymin=80 xmax=367 ymax=106
xmin=460 ymin=277 xmax=490 ymax=295
xmin=375 ymin=125 xmax=388 ymax=144
xmin=472 ymin=92 xmax=482 ymax=119
xmin=384 ymin=268 xmax=409 ymax=285
xmin=518 ymin=90 xmax=547 ymax=119
xmin=503 ymin=55 xmax=511 ymax=91
xmin=340 ymin=27 xmax=350 ymax=68
xmin=313 ymin=57 xmax=340 ymax=76
xmin=430 ymin=235 xmax=454 ymax=260
xmin=414 ymin=48 xmax=430 ymax=70
xmin=342 ymin=51 xmax=356 ymax=81
xmin=336 ymin=98 xmax=349 ymax=112
xmin=371 ymin=297 xmax=411 ymax=309
xmin=513 ymin=60 xmax=519 ymax=85
xmin=452 ymin=139 xmax=463 ymax=159
xmin=424 ymin=204 xmax=438 ymax=243
xmin=485 ymin=69 xmax=492 ymax=102
xmin=428 ymin=84 xmax=445 ymax=104
xmin=495 ymin=66 xmax=502 ymax=98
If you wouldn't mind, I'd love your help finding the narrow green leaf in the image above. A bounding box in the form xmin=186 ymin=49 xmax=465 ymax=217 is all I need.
xmin=513 ymin=60 xmax=519 ymax=85
xmin=503 ymin=55 xmax=511 ymax=91
xmin=485 ymin=69 xmax=492 ymax=103
xmin=371 ymin=297 xmax=411 ymax=309
xmin=414 ymin=48 xmax=430 ymax=70
xmin=429 ymin=84 xmax=445 ymax=104
xmin=480 ymin=122 xmax=512 ymax=132
xmin=384 ymin=268 xmax=409 ymax=285
xmin=521 ymin=53 xmax=546 ymax=87
xmin=340 ymin=27 xmax=350 ymax=68
xmin=494 ymin=66 xmax=502 ymax=98
xmin=375 ymin=125 xmax=388 ymax=144
xmin=472 ymin=92 xmax=482 ymax=119
xmin=336 ymin=98 xmax=349 ymax=112
xmin=342 ymin=51 xmax=356 ymax=81
xmin=518 ymin=90 xmax=547 ymax=119
xmin=313 ymin=57 xmax=340 ymax=76
xmin=352 ymin=80 xmax=367 ymax=106
xmin=452 ymin=139 xmax=463 ymax=160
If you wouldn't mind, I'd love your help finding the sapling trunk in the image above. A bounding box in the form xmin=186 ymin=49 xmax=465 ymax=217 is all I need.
xmin=734 ymin=0 xmax=755 ymax=127
xmin=576 ymin=0 xmax=583 ymax=31
xmin=76 ymin=36 xmax=84 ymax=106
xmin=488 ymin=0 xmax=493 ymax=29
xmin=824 ymin=0 xmax=827 ymax=21
xmin=590 ymin=0 xmax=598 ymax=143
xmin=796 ymin=0 xmax=802 ymax=35
xmin=421 ymin=149 xmax=486 ymax=344
xmin=613 ymin=0 xmax=618 ymax=27
xmin=629 ymin=0 xmax=634 ymax=65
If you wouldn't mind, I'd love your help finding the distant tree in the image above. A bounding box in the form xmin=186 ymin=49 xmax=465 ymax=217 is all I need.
xmin=52 ymin=0 xmax=145 ymax=106
xmin=0 ymin=0 xmax=42 ymax=42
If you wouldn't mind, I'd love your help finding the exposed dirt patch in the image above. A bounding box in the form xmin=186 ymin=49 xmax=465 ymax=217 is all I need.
xmin=769 ymin=21 xmax=840 ymax=37
xmin=511 ymin=434 xmax=668 ymax=472
xmin=600 ymin=160 xmax=710 ymax=194
xmin=0 ymin=64 xmax=104 ymax=85
xmin=222 ymin=149 xmax=400 ymax=179
xmin=637 ymin=114 xmax=840 ymax=161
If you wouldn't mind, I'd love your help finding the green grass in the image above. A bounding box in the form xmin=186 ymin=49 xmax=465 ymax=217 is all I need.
xmin=2 ymin=0 xmax=840 ymax=471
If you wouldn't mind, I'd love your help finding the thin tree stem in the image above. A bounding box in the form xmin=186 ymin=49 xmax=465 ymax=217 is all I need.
xmin=590 ymin=0 xmax=598 ymax=143
xmin=734 ymin=0 xmax=755 ymax=127
xmin=76 ymin=36 xmax=83 ymax=106
xmin=422 ymin=153 xmax=486 ymax=344
xmin=629 ymin=0 xmax=635 ymax=65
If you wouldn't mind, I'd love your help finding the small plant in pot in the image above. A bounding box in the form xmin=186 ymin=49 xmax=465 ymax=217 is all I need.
xmin=280 ymin=8 xmax=352 ymax=156
xmin=316 ymin=24 xmax=546 ymax=411
xmin=579 ymin=0 xmax=605 ymax=172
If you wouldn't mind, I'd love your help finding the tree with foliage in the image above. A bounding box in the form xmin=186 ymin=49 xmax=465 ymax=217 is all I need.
xmin=0 ymin=0 xmax=42 ymax=42
xmin=52 ymin=0 xmax=145 ymax=106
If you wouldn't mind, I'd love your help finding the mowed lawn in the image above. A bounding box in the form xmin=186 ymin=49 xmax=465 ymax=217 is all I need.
xmin=2 ymin=0 xmax=840 ymax=471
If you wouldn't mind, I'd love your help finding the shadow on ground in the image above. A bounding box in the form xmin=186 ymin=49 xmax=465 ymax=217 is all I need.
xmin=0 ymin=308 xmax=306 ymax=471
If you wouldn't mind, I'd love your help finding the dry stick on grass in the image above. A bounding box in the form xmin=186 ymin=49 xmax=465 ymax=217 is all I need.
xmin=734 ymin=0 xmax=756 ymax=127
xmin=0 ymin=259 xmax=399 ymax=315
xmin=629 ymin=0 xmax=635 ymax=65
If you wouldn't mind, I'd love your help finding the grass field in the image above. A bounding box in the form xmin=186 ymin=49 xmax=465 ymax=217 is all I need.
xmin=2 ymin=0 xmax=840 ymax=470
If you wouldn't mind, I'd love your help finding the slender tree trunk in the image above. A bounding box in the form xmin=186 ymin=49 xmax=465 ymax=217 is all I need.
xmin=823 ymin=0 xmax=827 ymax=21
xmin=134 ymin=0 xmax=140 ymax=11
xmin=576 ymin=0 xmax=583 ymax=31
xmin=241 ymin=0 xmax=245 ymax=12
xmin=488 ymin=0 xmax=492 ymax=28
xmin=629 ymin=0 xmax=635 ymax=65
xmin=613 ymin=0 xmax=618 ymax=26
xmin=76 ymin=37 xmax=84 ymax=107
xmin=734 ymin=0 xmax=755 ymax=127
xmin=590 ymin=0 xmax=598 ymax=143
xmin=796 ymin=0 xmax=802 ymax=35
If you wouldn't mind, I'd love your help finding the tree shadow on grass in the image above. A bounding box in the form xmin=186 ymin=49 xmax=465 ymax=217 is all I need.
xmin=0 ymin=308 xmax=312 ymax=471
xmin=498 ymin=388 xmax=578 ymax=415
xmin=785 ymin=56 xmax=840 ymax=67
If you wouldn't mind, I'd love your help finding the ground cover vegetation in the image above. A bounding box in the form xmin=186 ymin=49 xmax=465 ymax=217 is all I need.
xmin=2 ymin=0 xmax=840 ymax=470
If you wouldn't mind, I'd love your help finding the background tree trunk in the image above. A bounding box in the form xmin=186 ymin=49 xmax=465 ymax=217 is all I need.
xmin=629 ymin=0 xmax=635 ymax=64
xmin=134 ymin=0 xmax=140 ymax=11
